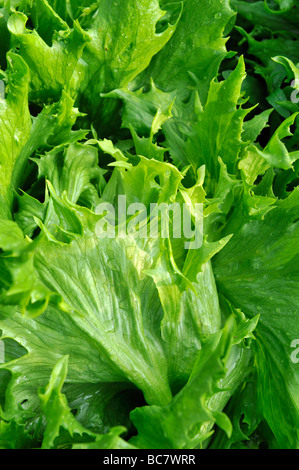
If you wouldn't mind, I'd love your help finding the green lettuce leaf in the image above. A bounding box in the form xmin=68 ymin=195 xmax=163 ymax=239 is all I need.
xmin=130 ymin=315 xmax=257 ymax=449
xmin=0 ymin=218 xmax=64 ymax=318
xmin=39 ymin=355 xmax=135 ymax=449
xmin=0 ymin=0 xmax=298 ymax=451
xmin=105 ymin=57 xmax=249 ymax=192
xmin=0 ymin=52 xmax=31 ymax=219
xmin=135 ymin=0 xmax=235 ymax=104
xmin=214 ymin=189 xmax=299 ymax=448
xmin=7 ymin=6 xmax=89 ymax=104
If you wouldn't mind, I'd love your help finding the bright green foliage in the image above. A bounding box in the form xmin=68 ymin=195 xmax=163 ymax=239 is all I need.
xmin=0 ymin=0 xmax=298 ymax=451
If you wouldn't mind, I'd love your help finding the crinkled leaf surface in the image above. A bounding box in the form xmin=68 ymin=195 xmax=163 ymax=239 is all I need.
xmin=214 ymin=190 xmax=299 ymax=448
xmin=0 ymin=0 xmax=298 ymax=451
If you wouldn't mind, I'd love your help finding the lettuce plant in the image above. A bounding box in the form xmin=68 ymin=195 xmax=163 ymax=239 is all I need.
xmin=0 ymin=0 xmax=298 ymax=449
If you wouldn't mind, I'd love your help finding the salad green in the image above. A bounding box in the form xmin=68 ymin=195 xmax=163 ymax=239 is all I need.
xmin=0 ymin=0 xmax=298 ymax=449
